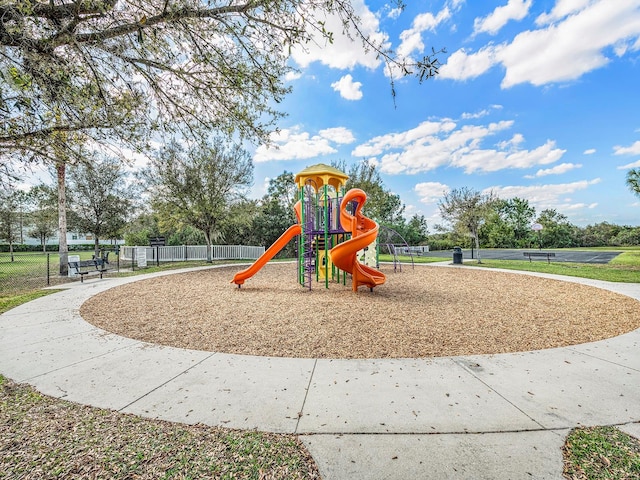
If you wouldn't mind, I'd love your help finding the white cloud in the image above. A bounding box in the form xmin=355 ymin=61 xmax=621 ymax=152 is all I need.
xmin=452 ymin=139 xmax=565 ymax=173
xmin=535 ymin=0 xmax=592 ymax=25
xmin=500 ymin=1 xmax=640 ymax=88
xmin=497 ymin=133 xmax=525 ymax=150
xmin=284 ymin=71 xmax=302 ymax=82
xmin=387 ymin=7 xmax=402 ymax=20
xmin=618 ymin=159 xmax=640 ymax=169
xmin=562 ymin=202 xmax=598 ymax=210
xmin=331 ymin=74 xmax=363 ymax=100
xmin=473 ymin=0 xmax=533 ymax=36
xmin=414 ymin=182 xmax=450 ymax=205
xmin=86 ymin=139 xmax=159 ymax=171
xmin=397 ymin=7 xmax=452 ymax=58
xmin=439 ymin=45 xmax=500 ymax=80
xmin=461 ymin=105 xmax=502 ymax=119
xmin=353 ymin=117 xmax=565 ymax=175
xmin=488 ymin=178 xmax=602 ymax=211
xmin=290 ymin=0 xmax=387 ymax=70
xmin=254 ymin=126 xmax=355 ymax=163
xmin=583 ymin=148 xmax=596 ymax=155
xmin=524 ymin=162 xmax=582 ymax=178
xmin=318 ymin=127 xmax=356 ymax=144
xmin=441 ymin=1 xmax=640 ymax=87
xmin=614 ymin=140 xmax=640 ymax=155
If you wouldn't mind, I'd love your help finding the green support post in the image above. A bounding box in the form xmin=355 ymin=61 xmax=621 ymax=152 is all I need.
xmin=298 ymin=186 xmax=304 ymax=286
xmin=324 ymin=185 xmax=329 ymax=288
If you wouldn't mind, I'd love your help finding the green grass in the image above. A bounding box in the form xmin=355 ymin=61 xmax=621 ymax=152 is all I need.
xmin=0 ymin=290 xmax=58 ymax=314
xmin=563 ymin=426 xmax=640 ymax=479
xmin=378 ymin=253 xmax=446 ymax=264
xmin=610 ymin=249 xmax=640 ymax=266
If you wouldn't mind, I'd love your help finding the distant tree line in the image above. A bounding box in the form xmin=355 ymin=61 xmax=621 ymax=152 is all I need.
xmin=124 ymin=155 xmax=431 ymax=258
xmin=2 ymin=145 xmax=639 ymax=260
xmin=433 ymin=187 xmax=640 ymax=255
xmin=0 ymin=156 xmax=134 ymax=257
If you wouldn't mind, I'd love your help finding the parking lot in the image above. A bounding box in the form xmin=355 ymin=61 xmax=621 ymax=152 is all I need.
xmin=424 ymin=248 xmax=622 ymax=264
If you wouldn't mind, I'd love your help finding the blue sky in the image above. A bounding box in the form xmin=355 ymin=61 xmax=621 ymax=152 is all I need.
xmin=250 ymin=0 xmax=640 ymax=228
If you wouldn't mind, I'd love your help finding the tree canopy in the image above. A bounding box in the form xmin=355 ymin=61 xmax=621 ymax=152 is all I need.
xmin=68 ymin=156 xmax=135 ymax=256
xmin=0 ymin=0 xmax=442 ymax=182
xmin=143 ymin=137 xmax=253 ymax=259
xmin=438 ymin=187 xmax=497 ymax=262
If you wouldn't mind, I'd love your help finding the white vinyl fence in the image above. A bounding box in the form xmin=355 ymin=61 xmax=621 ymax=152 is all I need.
xmin=120 ymin=245 xmax=265 ymax=263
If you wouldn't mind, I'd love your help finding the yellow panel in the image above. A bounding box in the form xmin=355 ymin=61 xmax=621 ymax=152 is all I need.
xmin=295 ymin=163 xmax=349 ymax=190
xmin=317 ymin=250 xmax=332 ymax=279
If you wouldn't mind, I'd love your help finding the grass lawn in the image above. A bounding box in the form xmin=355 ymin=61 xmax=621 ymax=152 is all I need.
xmin=378 ymin=253 xmax=446 ymax=264
xmin=563 ymin=426 xmax=640 ymax=479
xmin=0 ymin=289 xmax=58 ymax=313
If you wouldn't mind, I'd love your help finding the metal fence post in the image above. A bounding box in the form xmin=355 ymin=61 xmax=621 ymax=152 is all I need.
xmin=47 ymin=253 xmax=50 ymax=286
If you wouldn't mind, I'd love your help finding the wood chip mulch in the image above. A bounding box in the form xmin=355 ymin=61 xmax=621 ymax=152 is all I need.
xmin=80 ymin=263 xmax=640 ymax=359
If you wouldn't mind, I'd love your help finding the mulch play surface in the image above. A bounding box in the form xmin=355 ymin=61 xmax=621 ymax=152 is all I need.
xmin=81 ymin=263 xmax=640 ymax=359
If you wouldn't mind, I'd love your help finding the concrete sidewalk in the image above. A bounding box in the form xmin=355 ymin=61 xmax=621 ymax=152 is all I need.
xmin=1 ymin=264 xmax=639 ymax=479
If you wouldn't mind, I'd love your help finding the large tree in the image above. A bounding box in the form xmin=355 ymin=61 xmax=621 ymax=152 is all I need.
xmin=144 ymin=137 xmax=253 ymax=261
xmin=438 ymin=187 xmax=497 ymax=263
xmin=68 ymin=156 xmax=135 ymax=257
xmin=0 ymin=0 xmax=442 ymax=181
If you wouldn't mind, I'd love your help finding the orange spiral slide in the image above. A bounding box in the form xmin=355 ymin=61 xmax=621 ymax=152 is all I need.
xmin=329 ymin=188 xmax=386 ymax=292
xmin=231 ymin=201 xmax=301 ymax=287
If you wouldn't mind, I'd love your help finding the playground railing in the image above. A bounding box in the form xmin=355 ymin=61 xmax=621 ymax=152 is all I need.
xmin=120 ymin=245 xmax=265 ymax=263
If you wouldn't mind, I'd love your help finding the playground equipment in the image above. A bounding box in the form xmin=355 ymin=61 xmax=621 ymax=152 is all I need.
xmin=231 ymin=163 xmax=386 ymax=291
xmin=378 ymin=225 xmax=416 ymax=273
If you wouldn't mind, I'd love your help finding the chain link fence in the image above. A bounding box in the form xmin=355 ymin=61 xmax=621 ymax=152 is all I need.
xmin=0 ymin=251 xmax=128 ymax=295
xmin=1 ymin=253 xmax=71 ymax=294
xmin=1 ymin=245 xmax=265 ymax=295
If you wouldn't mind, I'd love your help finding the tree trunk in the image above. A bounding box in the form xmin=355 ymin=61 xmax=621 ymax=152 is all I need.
xmin=205 ymin=232 xmax=212 ymax=263
xmin=472 ymin=228 xmax=482 ymax=263
xmin=95 ymin=237 xmax=100 ymax=260
xmin=57 ymin=161 xmax=69 ymax=276
xmin=9 ymin=241 xmax=14 ymax=262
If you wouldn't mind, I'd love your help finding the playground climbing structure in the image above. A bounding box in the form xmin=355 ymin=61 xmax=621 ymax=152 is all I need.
xmin=232 ymin=163 xmax=386 ymax=292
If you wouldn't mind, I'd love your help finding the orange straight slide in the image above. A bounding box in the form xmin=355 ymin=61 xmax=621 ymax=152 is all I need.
xmin=231 ymin=201 xmax=302 ymax=287
xmin=231 ymin=224 xmax=301 ymax=286
xmin=329 ymin=188 xmax=386 ymax=292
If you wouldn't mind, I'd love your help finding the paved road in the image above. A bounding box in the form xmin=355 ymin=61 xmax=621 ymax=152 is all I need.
xmin=423 ymin=248 xmax=622 ymax=264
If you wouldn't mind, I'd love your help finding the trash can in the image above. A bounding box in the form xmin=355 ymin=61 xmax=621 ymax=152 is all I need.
xmin=452 ymin=246 xmax=463 ymax=264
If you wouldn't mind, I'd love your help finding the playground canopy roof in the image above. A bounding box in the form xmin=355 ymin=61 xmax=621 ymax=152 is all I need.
xmin=295 ymin=163 xmax=349 ymax=191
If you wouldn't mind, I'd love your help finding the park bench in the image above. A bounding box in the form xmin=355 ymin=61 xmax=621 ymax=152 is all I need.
xmin=523 ymin=252 xmax=556 ymax=264
xmin=68 ymin=258 xmax=109 ymax=283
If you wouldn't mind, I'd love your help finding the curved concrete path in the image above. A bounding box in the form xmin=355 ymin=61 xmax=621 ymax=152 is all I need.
xmin=1 ymin=263 xmax=640 ymax=479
